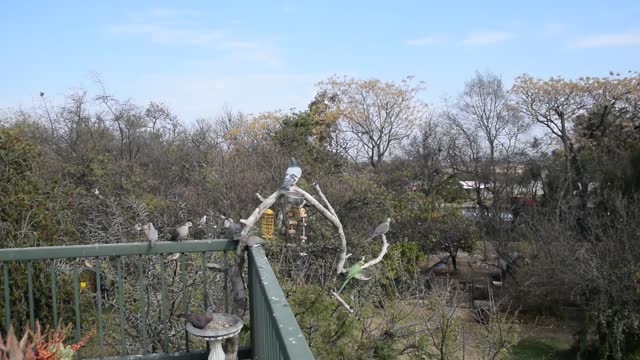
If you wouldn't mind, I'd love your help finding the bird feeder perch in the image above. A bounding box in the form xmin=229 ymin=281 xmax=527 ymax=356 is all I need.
xmin=260 ymin=209 xmax=275 ymax=239
xmin=299 ymin=208 xmax=307 ymax=243
xmin=284 ymin=191 xmax=305 ymax=207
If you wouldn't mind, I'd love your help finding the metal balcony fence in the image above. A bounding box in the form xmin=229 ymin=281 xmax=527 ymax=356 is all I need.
xmin=0 ymin=240 xmax=314 ymax=360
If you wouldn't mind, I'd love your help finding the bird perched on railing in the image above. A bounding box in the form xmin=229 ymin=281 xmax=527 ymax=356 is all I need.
xmin=280 ymin=157 xmax=302 ymax=190
xmin=365 ymin=218 xmax=391 ymax=241
xmin=224 ymin=218 xmax=243 ymax=240
xmin=181 ymin=306 xmax=214 ymax=329
xmin=169 ymin=222 xmax=192 ymax=241
xmin=144 ymin=223 xmax=158 ymax=248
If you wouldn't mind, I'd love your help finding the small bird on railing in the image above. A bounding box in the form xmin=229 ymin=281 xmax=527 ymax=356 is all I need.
xmin=280 ymin=157 xmax=302 ymax=190
xmin=365 ymin=218 xmax=391 ymax=241
xmin=169 ymin=222 xmax=192 ymax=241
xmin=144 ymin=223 xmax=158 ymax=248
xmin=181 ymin=306 xmax=214 ymax=329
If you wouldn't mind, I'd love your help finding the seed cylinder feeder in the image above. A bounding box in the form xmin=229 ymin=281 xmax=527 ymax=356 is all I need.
xmin=260 ymin=209 xmax=274 ymax=239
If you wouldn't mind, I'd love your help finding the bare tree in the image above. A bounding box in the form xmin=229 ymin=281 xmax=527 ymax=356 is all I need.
xmin=318 ymin=76 xmax=427 ymax=168
xmin=446 ymin=72 xmax=529 ymax=208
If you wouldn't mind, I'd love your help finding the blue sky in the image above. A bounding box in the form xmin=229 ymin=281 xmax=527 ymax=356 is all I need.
xmin=1 ymin=0 xmax=639 ymax=120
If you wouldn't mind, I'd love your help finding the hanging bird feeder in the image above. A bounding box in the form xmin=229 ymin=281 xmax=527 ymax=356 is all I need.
xmin=299 ymin=208 xmax=307 ymax=243
xmin=287 ymin=208 xmax=297 ymax=240
xmin=284 ymin=191 xmax=305 ymax=207
xmin=260 ymin=209 xmax=275 ymax=240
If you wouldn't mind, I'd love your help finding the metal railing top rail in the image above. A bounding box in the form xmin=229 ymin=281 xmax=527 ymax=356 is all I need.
xmin=0 ymin=240 xmax=236 ymax=261
xmin=249 ymin=246 xmax=315 ymax=359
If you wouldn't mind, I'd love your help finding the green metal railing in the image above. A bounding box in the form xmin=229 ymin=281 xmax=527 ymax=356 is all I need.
xmin=248 ymin=247 xmax=315 ymax=360
xmin=0 ymin=240 xmax=314 ymax=360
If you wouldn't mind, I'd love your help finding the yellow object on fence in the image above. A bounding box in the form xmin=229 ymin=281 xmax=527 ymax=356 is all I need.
xmin=261 ymin=209 xmax=275 ymax=239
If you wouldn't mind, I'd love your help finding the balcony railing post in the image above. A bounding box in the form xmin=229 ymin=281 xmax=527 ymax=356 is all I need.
xmin=27 ymin=261 xmax=34 ymax=330
xmin=3 ymin=262 xmax=10 ymax=331
xmin=50 ymin=261 xmax=58 ymax=326
xmin=160 ymin=257 xmax=168 ymax=353
xmin=117 ymin=256 xmax=126 ymax=356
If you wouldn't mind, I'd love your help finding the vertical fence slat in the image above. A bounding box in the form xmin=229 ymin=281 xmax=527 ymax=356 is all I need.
xmin=224 ymin=251 xmax=229 ymax=313
xmin=3 ymin=262 xmax=10 ymax=331
xmin=95 ymin=257 xmax=104 ymax=357
xmin=201 ymin=252 xmax=208 ymax=309
xmin=50 ymin=260 xmax=58 ymax=326
xmin=138 ymin=255 xmax=148 ymax=354
xmin=117 ymin=256 xmax=125 ymax=356
xmin=248 ymin=254 xmax=256 ymax=359
xmin=160 ymin=258 xmax=168 ymax=353
xmin=180 ymin=254 xmax=189 ymax=352
xmin=72 ymin=262 xmax=81 ymax=342
xmin=27 ymin=261 xmax=34 ymax=329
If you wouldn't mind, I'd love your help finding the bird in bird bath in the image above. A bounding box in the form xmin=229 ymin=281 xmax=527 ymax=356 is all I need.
xmin=185 ymin=312 xmax=243 ymax=360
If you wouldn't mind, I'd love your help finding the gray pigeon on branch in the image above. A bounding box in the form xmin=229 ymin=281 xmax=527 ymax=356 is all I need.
xmin=224 ymin=218 xmax=243 ymax=240
xmin=366 ymin=218 xmax=391 ymax=241
xmin=144 ymin=223 xmax=158 ymax=248
xmin=280 ymin=157 xmax=302 ymax=190
xmin=169 ymin=222 xmax=192 ymax=241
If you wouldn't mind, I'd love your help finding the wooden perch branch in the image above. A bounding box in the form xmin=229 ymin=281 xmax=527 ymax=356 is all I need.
xmin=224 ymin=188 xmax=284 ymax=359
xmin=330 ymin=290 xmax=354 ymax=314
xmin=290 ymin=185 xmax=349 ymax=274
xmin=362 ymin=234 xmax=389 ymax=269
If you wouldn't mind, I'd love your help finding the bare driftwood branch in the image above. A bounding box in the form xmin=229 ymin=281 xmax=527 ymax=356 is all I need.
xmin=290 ymin=185 xmax=349 ymax=274
xmin=362 ymin=234 xmax=389 ymax=270
xmin=330 ymin=290 xmax=354 ymax=314
xmin=220 ymin=180 xmax=391 ymax=352
xmin=224 ymin=189 xmax=284 ymax=359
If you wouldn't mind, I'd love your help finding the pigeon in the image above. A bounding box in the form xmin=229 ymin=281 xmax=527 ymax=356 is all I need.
xmin=198 ymin=215 xmax=207 ymax=227
xmin=145 ymin=222 xmax=158 ymax=248
xmin=246 ymin=235 xmax=265 ymax=247
xmin=169 ymin=222 xmax=192 ymax=241
xmin=167 ymin=253 xmax=180 ymax=261
xmin=338 ymin=259 xmax=365 ymax=294
xmin=133 ymin=223 xmax=142 ymax=232
xmin=365 ymin=218 xmax=391 ymax=241
xmin=181 ymin=306 xmax=214 ymax=329
xmin=280 ymin=157 xmax=302 ymax=190
xmin=224 ymin=218 xmax=243 ymax=240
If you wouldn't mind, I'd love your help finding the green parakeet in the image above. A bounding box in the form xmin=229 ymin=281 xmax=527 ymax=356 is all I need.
xmin=338 ymin=260 xmax=365 ymax=294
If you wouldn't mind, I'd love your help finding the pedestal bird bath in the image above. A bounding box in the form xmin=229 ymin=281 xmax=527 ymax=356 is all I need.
xmin=185 ymin=313 xmax=244 ymax=360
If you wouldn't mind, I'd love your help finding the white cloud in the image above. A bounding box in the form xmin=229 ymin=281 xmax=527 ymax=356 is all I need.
xmin=570 ymin=30 xmax=640 ymax=48
xmin=107 ymin=24 xmax=225 ymax=46
xmin=104 ymin=9 xmax=283 ymax=67
xmin=405 ymin=36 xmax=442 ymax=46
xmin=463 ymin=31 xmax=514 ymax=45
